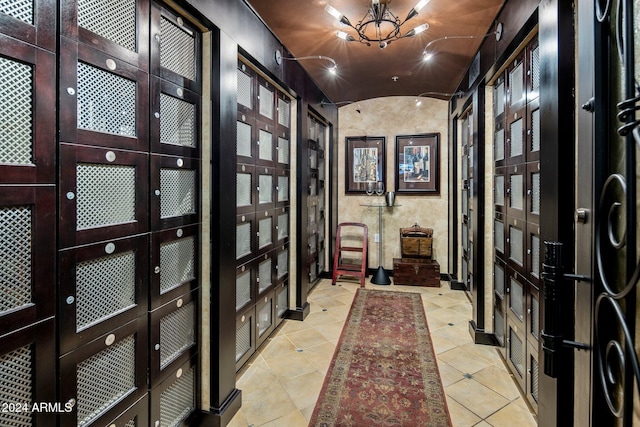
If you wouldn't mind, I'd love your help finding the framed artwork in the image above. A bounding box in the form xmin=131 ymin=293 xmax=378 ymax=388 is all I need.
xmin=395 ymin=133 xmax=440 ymax=194
xmin=345 ymin=136 xmax=386 ymax=194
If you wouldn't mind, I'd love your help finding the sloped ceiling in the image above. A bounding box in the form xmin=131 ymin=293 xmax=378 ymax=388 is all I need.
xmin=245 ymin=0 xmax=505 ymax=102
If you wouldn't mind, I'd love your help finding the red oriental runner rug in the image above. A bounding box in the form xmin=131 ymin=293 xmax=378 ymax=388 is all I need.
xmin=309 ymin=289 xmax=452 ymax=427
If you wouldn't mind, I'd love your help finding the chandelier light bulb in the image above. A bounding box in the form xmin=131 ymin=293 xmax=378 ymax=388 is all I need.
xmin=406 ymin=23 xmax=429 ymax=37
xmin=337 ymin=30 xmax=356 ymax=41
xmin=414 ymin=23 xmax=429 ymax=34
xmin=405 ymin=0 xmax=430 ymax=21
xmin=325 ymin=4 xmax=342 ymax=20
xmin=325 ymin=4 xmax=351 ymax=26
xmin=413 ymin=0 xmax=430 ymax=13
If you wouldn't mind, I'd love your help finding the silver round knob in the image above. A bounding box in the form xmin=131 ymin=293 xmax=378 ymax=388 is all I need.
xmin=575 ymin=208 xmax=588 ymax=224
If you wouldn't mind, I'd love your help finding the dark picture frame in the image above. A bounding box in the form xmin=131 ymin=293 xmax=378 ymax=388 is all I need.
xmin=345 ymin=136 xmax=386 ymax=194
xmin=395 ymin=133 xmax=440 ymax=194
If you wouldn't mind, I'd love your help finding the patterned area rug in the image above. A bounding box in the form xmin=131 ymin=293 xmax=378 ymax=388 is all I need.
xmin=309 ymin=289 xmax=452 ymax=427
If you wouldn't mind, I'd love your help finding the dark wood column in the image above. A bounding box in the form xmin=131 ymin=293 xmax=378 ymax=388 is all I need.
xmin=291 ymin=99 xmax=312 ymax=321
xmin=468 ymin=89 xmax=488 ymax=343
xmin=205 ymin=28 xmax=242 ymax=426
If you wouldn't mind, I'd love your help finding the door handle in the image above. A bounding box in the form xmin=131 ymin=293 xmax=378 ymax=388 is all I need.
xmin=541 ymin=241 xmax=591 ymax=379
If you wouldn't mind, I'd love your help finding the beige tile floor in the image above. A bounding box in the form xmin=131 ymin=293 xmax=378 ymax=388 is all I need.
xmin=228 ymin=278 xmax=538 ymax=427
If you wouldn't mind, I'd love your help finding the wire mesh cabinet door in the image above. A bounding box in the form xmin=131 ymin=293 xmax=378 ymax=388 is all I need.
xmin=235 ymin=56 xmax=292 ymax=372
xmin=0 ymin=1 xmax=57 ymax=425
xmin=148 ymin=3 xmax=202 ymax=426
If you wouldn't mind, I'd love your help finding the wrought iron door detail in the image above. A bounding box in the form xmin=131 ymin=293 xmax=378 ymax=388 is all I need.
xmin=593 ymin=0 xmax=640 ymax=424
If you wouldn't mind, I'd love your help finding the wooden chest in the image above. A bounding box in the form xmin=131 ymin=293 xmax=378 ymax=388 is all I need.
xmin=400 ymin=224 xmax=433 ymax=258
xmin=393 ymin=258 xmax=440 ymax=287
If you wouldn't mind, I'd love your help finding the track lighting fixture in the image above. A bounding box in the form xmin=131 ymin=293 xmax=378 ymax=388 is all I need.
xmin=319 ymin=100 xmax=362 ymax=114
xmin=280 ymin=54 xmax=338 ymax=74
xmin=414 ymin=91 xmax=465 ymax=105
xmin=421 ymin=24 xmax=503 ymax=61
xmin=325 ymin=0 xmax=430 ymax=48
xmin=320 ymin=100 xmax=354 ymax=108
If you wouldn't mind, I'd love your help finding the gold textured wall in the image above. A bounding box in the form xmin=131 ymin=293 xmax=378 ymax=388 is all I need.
xmin=484 ymin=85 xmax=495 ymax=332
xmin=338 ymin=97 xmax=450 ymax=272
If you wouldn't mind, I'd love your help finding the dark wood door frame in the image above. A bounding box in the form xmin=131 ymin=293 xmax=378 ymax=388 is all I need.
xmin=538 ymin=0 xmax=576 ymax=425
xmin=574 ymin=0 xmax=596 ymax=425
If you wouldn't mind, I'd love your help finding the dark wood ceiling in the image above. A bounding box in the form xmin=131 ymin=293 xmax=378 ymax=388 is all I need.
xmin=245 ymin=0 xmax=505 ymax=103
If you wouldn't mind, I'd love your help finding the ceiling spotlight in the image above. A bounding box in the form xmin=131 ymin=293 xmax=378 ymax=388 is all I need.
xmin=422 ymin=51 xmax=434 ymax=61
xmin=325 ymin=0 xmax=430 ymax=47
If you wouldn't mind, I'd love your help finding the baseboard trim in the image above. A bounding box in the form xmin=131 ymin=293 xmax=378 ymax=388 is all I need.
xmin=285 ymin=302 xmax=310 ymax=321
xmin=468 ymin=320 xmax=500 ymax=346
xmin=449 ymin=280 xmax=466 ymax=291
xmin=198 ymin=388 xmax=242 ymax=427
xmin=334 ymin=268 xmax=463 ymax=289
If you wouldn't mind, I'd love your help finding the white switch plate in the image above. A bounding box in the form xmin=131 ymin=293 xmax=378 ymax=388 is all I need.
xmin=374 ymin=233 xmax=380 ymax=242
